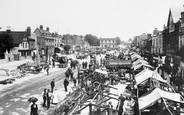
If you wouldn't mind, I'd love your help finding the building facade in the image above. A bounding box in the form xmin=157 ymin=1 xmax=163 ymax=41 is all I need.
xmin=0 ymin=27 xmax=35 ymax=60
xmin=100 ymin=38 xmax=117 ymax=49
xmin=62 ymin=34 xmax=88 ymax=51
xmin=163 ymin=7 xmax=184 ymax=81
xmin=151 ymin=28 xmax=163 ymax=54
xmin=34 ymin=25 xmax=55 ymax=62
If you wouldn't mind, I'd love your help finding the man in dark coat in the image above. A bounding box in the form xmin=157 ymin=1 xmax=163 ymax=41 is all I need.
xmin=64 ymin=78 xmax=69 ymax=92
xmin=50 ymin=79 xmax=55 ymax=93
xmin=30 ymin=102 xmax=38 ymax=115
xmin=42 ymin=88 xmax=47 ymax=107
xmin=46 ymin=89 xmax=51 ymax=109
xmin=73 ymin=78 xmax=77 ymax=87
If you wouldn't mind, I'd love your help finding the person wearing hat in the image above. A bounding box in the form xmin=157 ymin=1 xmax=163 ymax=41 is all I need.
xmin=30 ymin=101 xmax=38 ymax=115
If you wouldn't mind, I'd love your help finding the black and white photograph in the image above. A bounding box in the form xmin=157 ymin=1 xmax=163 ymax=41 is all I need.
xmin=0 ymin=0 xmax=184 ymax=115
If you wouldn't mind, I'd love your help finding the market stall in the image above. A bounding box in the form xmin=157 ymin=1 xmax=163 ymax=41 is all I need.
xmin=139 ymin=88 xmax=184 ymax=115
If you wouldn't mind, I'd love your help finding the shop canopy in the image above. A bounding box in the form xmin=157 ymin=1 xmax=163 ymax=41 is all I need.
xmin=139 ymin=88 xmax=184 ymax=111
xmin=135 ymin=69 xmax=166 ymax=85
xmin=95 ymin=69 xmax=108 ymax=75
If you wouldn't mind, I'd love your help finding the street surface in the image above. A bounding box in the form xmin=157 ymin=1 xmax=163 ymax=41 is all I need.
xmin=0 ymin=54 xmax=95 ymax=115
xmin=0 ymin=67 xmax=70 ymax=115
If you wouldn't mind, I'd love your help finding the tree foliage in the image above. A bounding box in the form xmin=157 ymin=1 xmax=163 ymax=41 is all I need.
xmin=116 ymin=37 xmax=121 ymax=45
xmin=176 ymin=45 xmax=184 ymax=61
xmin=84 ymin=34 xmax=100 ymax=46
xmin=63 ymin=45 xmax=71 ymax=51
xmin=0 ymin=32 xmax=14 ymax=53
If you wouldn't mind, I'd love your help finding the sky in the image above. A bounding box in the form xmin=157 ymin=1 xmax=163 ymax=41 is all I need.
xmin=0 ymin=0 xmax=183 ymax=41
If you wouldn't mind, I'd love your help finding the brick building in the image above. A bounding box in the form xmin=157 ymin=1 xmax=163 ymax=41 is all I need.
xmin=34 ymin=25 xmax=55 ymax=62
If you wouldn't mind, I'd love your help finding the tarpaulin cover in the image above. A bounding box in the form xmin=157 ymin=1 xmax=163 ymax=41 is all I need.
xmin=139 ymin=88 xmax=184 ymax=110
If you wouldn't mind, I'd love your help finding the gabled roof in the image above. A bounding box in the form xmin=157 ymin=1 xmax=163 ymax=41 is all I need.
xmin=34 ymin=28 xmax=51 ymax=36
xmin=170 ymin=7 xmax=184 ymax=23
xmin=11 ymin=32 xmax=26 ymax=45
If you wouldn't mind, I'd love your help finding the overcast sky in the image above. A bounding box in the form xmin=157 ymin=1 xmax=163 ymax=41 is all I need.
xmin=0 ymin=0 xmax=183 ymax=41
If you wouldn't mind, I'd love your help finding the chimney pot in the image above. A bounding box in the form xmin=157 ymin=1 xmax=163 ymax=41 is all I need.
xmin=40 ymin=25 xmax=43 ymax=30
xmin=46 ymin=27 xmax=49 ymax=31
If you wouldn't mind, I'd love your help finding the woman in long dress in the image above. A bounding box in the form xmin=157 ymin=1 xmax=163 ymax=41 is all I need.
xmin=52 ymin=89 xmax=59 ymax=104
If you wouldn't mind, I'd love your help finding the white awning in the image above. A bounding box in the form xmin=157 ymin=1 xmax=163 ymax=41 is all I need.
xmin=133 ymin=59 xmax=148 ymax=67
xmin=133 ymin=63 xmax=153 ymax=71
xmin=55 ymin=53 xmax=62 ymax=57
xmin=95 ymin=69 xmax=108 ymax=75
xmin=135 ymin=69 xmax=166 ymax=85
xmin=58 ymin=47 xmax=64 ymax=51
xmin=139 ymin=88 xmax=184 ymax=110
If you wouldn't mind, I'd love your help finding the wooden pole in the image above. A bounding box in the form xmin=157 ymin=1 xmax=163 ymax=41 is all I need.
xmin=89 ymin=103 xmax=92 ymax=115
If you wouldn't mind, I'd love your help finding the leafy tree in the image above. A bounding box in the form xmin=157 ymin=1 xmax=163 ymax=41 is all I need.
xmin=116 ymin=37 xmax=121 ymax=45
xmin=84 ymin=34 xmax=100 ymax=46
xmin=0 ymin=32 xmax=14 ymax=53
xmin=63 ymin=45 xmax=71 ymax=51
xmin=176 ymin=45 xmax=184 ymax=61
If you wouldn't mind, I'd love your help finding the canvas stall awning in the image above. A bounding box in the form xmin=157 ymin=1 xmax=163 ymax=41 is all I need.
xmin=135 ymin=69 xmax=166 ymax=85
xmin=58 ymin=47 xmax=64 ymax=51
xmin=139 ymin=88 xmax=184 ymax=111
xmin=132 ymin=56 xmax=143 ymax=62
xmin=133 ymin=62 xmax=153 ymax=71
xmin=106 ymin=60 xmax=132 ymax=69
xmin=55 ymin=53 xmax=62 ymax=57
xmin=95 ymin=69 xmax=108 ymax=75
xmin=131 ymin=54 xmax=141 ymax=59
xmin=133 ymin=59 xmax=148 ymax=66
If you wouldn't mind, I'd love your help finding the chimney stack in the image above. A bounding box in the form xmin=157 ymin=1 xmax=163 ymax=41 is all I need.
xmin=153 ymin=28 xmax=158 ymax=36
xmin=40 ymin=25 xmax=43 ymax=30
xmin=27 ymin=26 xmax=31 ymax=36
xmin=46 ymin=27 xmax=49 ymax=31
xmin=181 ymin=12 xmax=184 ymax=23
